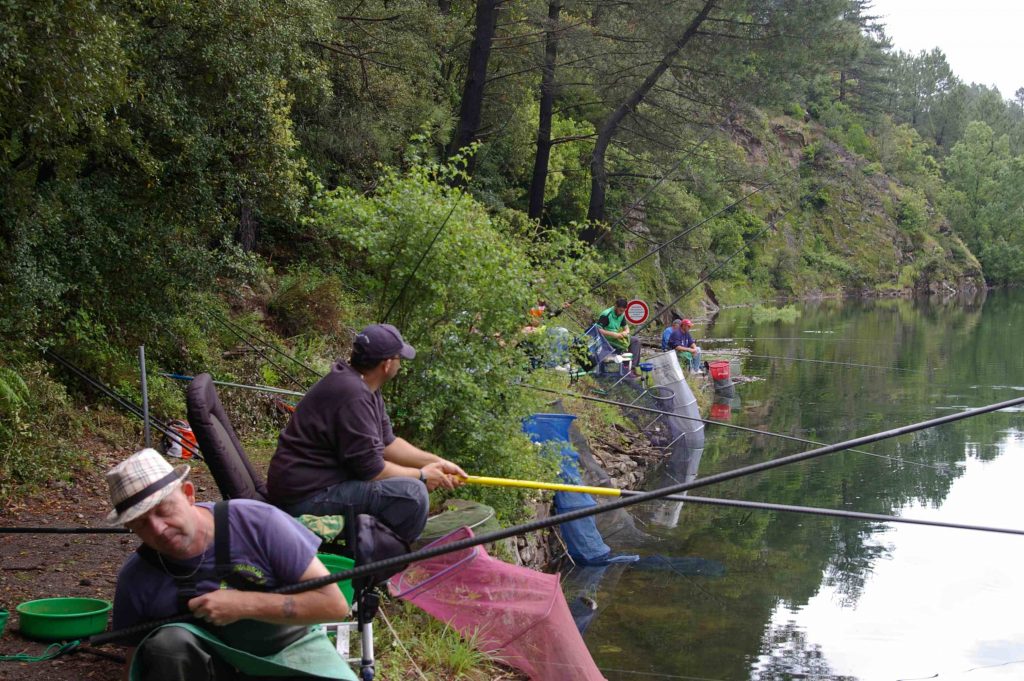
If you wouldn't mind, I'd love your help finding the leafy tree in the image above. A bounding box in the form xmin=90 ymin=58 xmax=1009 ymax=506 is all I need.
xmin=1 ymin=0 xmax=335 ymax=348
xmin=304 ymin=158 xmax=602 ymax=518
xmin=942 ymin=121 xmax=1024 ymax=283
xmin=527 ymin=0 xmax=564 ymax=220
xmin=448 ymin=0 xmax=502 ymax=171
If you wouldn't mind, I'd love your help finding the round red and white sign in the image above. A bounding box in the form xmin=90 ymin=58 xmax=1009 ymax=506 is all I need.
xmin=624 ymin=299 xmax=649 ymax=325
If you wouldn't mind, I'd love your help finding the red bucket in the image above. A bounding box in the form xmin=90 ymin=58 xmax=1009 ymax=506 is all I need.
xmin=710 ymin=402 xmax=732 ymax=421
xmin=709 ymin=360 xmax=731 ymax=381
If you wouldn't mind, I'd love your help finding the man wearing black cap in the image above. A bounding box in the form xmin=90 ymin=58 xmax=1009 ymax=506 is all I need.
xmin=267 ymin=323 xmax=466 ymax=543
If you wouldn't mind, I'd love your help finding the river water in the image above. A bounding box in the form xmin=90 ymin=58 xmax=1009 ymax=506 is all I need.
xmin=574 ymin=290 xmax=1024 ymax=681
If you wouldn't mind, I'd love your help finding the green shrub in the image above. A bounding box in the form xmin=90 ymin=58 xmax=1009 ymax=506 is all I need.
xmin=802 ymin=251 xmax=855 ymax=279
xmin=306 ymin=159 xmax=598 ymax=521
xmin=896 ymin=189 xmax=929 ymax=233
xmin=783 ymin=102 xmax=806 ymax=119
xmin=0 ymin=363 xmax=89 ymax=504
xmin=751 ymin=304 xmax=801 ymax=323
xmin=267 ymin=266 xmax=352 ymax=339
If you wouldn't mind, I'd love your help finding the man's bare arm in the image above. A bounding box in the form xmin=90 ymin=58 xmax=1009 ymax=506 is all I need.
xmin=188 ymin=556 xmax=349 ymax=627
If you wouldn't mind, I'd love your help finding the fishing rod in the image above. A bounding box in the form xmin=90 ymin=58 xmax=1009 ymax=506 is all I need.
xmin=89 ymin=391 xmax=1024 ymax=646
xmin=209 ymin=312 xmax=322 ymax=381
xmin=554 ymin=186 xmax=783 ymax=332
xmin=521 ymin=383 xmax=948 ymax=471
xmin=706 ymin=336 xmax=890 ymax=345
xmin=460 ymin=475 xmax=1024 ymax=538
xmin=562 ymin=181 xmax=776 ymax=311
xmin=0 ymin=526 xmax=128 ymax=534
xmin=590 ymin=110 xmax=738 ymax=250
xmin=159 ymin=373 xmax=306 ymax=397
xmin=43 ymin=349 xmax=202 ymax=460
xmin=636 ymin=201 xmax=799 ymax=335
xmin=713 ymin=352 xmax=923 ymax=373
xmin=210 ymin=314 xmax=311 ymax=391
xmin=382 ymin=192 xmax=465 ymax=323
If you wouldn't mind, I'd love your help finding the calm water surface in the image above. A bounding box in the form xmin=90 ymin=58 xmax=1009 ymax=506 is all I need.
xmin=574 ymin=291 xmax=1024 ymax=681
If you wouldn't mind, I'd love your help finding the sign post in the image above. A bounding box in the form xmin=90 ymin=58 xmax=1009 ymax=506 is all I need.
xmin=624 ymin=299 xmax=649 ymax=325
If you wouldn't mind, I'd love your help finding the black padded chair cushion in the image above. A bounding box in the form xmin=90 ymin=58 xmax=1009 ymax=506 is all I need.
xmin=186 ymin=373 xmax=270 ymax=502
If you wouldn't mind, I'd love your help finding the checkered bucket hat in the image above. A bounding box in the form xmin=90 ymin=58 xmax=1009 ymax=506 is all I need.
xmin=105 ymin=448 xmax=189 ymax=525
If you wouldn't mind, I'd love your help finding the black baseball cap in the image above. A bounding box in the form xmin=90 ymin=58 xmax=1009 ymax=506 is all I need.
xmin=353 ymin=324 xmax=416 ymax=360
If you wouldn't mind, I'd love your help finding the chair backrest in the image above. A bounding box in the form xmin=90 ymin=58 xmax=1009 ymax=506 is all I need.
xmin=185 ymin=373 xmax=270 ymax=502
xmin=584 ymin=324 xmax=615 ymax=365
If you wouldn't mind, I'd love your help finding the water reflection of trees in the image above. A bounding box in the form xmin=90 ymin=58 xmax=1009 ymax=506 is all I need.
xmin=589 ymin=293 xmax=1024 ymax=679
xmin=753 ymin=620 xmax=856 ymax=681
xmin=824 ymin=524 xmax=892 ymax=606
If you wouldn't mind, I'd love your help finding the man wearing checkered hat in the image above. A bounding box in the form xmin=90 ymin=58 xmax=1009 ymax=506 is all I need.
xmin=267 ymin=323 xmax=466 ymax=543
xmin=107 ymin=448 xmax=354 ymax=680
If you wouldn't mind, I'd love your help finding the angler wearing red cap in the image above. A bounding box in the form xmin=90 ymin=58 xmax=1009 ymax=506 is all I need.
xmin=267 ymin=324 xmax=466 ymax=543
xmin=668 ymin=318 xmax=704 ymax=374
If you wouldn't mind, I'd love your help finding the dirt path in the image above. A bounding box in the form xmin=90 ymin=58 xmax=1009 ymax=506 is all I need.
xmin=0 ymin=449 xmax=220 ymax=680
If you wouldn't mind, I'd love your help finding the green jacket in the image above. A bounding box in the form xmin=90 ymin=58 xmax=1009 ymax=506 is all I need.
xmin=596 ymin=307 xmax=627 ymax=334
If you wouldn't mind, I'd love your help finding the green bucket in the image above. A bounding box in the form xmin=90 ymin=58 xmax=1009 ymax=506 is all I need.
xmin=16 ymin=598 xmax=111 ymax=641
xmin=0 ymin=609 xmax=8 ymax=636
xmin=316 ymin=553 xmax=355 ymax=605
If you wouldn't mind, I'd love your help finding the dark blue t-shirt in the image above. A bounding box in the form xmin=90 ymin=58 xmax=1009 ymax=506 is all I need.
xmin=668 ymin=329 xmax=695 ymax=350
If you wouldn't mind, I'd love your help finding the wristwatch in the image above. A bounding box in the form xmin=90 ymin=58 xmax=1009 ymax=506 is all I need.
xmin=418 ymin=469 xmax=427 ymax=483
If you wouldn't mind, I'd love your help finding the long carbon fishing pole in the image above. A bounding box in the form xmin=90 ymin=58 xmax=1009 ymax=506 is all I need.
xmin=591 ymin=110 xmax=737 ymax=250
xmin=382 ymin=192 xmax=464 ymax=323
xmin=707 ymin=336 xmax=891 ymax=345
xmin=459 ymin=476 xmax=1024 ymax=538
xmin=636 ymin=201 xmax=799 ymax=335
xmin=43 ymin=349 xmax=202 ymax=460
xmin=554 ymin=191 xmax=785 ymax=333
xmin=209 ymin=311 xmax=322 ymax=380
xmin=714 ymin=352 xmax=923 ymax=373
xmin=14 ymin=471 xmax=1018 ymax=538
xmin=159 ymin=373 xmax=306 ymax=397
xmin=562 ymin=181 xmax=776 ymax=310
xmin=663 ymin=495 xmax=1024 ymax=536
xmin=210 ymin=314 xmax=310 ymax=391
xmin=521 ymin=383 xmax=946 ymax=471
xmin=0 ymin=527 xmax=128 ymax=534
xmin=89 ymin=392 xmax=1024 ymax=646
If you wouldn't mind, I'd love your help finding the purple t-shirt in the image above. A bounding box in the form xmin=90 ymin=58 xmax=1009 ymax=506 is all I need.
xmin=267 ymin=361 xmax=396 ymax=505
xmin=112 ymin=500 xmax=320 ymax=630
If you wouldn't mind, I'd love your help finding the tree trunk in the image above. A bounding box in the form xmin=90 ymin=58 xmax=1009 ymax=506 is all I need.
xmin=448 ymin=0 xmax=500 ymax=175
xmin=236 ymin=201 xmax=258 ymax=252
xmin=527 ymin=1 xmax=562 ymax=221
xmin=582 ymin=0 xmax=716 ymax=242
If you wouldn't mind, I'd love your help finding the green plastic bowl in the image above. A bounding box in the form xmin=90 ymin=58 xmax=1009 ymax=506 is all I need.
xmin=16 ymin=598 xmax=111 ymax=641
xmin=317 ymin=553 xmax=355 ymax=605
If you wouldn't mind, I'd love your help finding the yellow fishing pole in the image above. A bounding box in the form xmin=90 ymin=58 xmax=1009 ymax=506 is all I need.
xmin=461 ymin=475 xmax=1024 ymax=537
xmin=462 ymin=475 xmax=622 ymax=497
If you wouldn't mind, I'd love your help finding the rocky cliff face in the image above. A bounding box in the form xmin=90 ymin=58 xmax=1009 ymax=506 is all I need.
xmin=726 ymin=113 xmax=985 ymax=299
xmin=624 ymin=111 xmax=986 ymax=314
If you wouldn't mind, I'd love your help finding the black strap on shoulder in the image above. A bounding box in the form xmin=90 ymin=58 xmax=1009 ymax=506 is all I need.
xmin=134 ymin=501 xmax=233 ymax=614
xmin=213 ymin=500 xmax=232 ymax=582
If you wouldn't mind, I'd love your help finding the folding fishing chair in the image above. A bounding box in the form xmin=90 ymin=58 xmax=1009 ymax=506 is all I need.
xmin=185 ymin=372 xmax=404 ymax=680
xmin=583 ymin=324 xmax=619 ymax=375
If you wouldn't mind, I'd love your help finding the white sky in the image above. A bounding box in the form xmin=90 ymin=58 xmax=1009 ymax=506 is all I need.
xmin=869 ymin=0 xmax=1024 ymax=99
